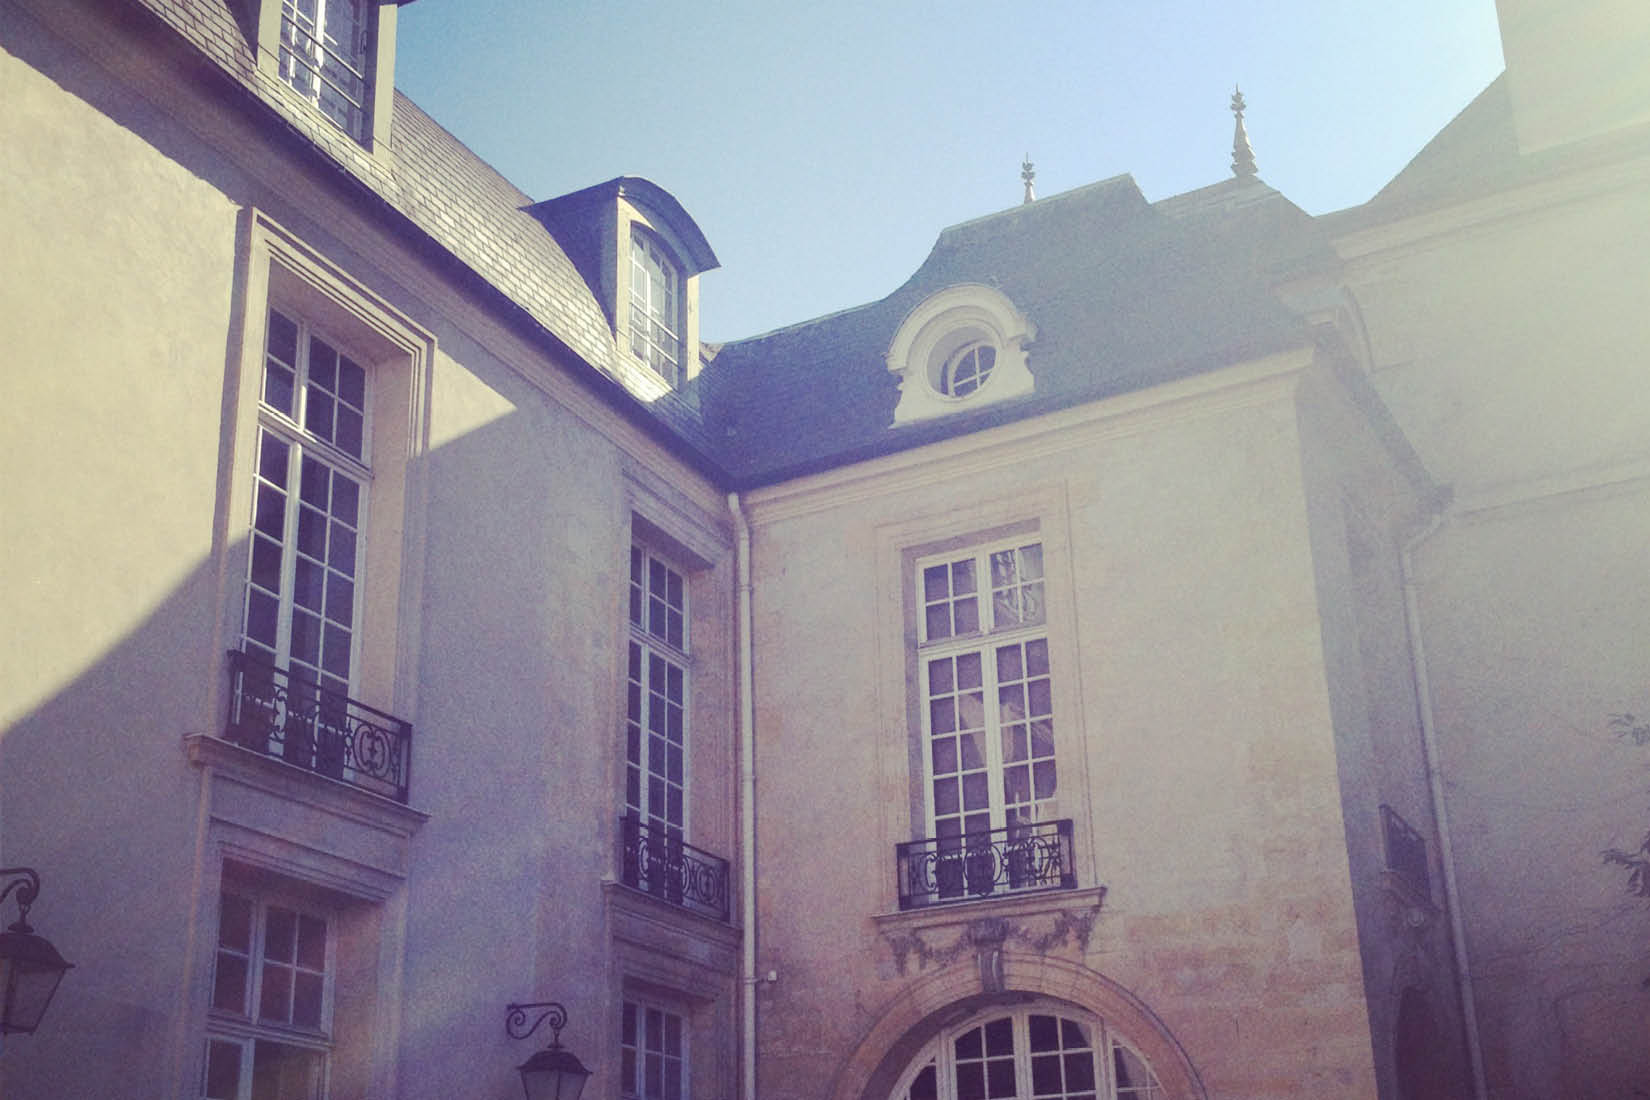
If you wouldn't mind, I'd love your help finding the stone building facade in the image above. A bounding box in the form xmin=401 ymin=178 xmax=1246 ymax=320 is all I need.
xmin=1 ymin=0 xmax=1645 ymax=1098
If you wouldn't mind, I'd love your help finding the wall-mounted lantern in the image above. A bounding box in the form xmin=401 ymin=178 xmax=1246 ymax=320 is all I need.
xmin=505 ymin=1000 xmax=592 ymax=1100
xmin=0 ymin=867 xmax=73 ymax=1036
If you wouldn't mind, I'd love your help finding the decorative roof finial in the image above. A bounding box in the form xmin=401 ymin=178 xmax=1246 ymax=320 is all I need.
xmin=1230 ymin=85 xmax=1257 ymax=178
xmin=1021 ymin=154 xmax=1036 ymax=204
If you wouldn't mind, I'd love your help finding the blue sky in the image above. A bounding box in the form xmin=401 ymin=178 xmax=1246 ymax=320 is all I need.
xmin=395 ymin=2 xmax=1505 ymax=343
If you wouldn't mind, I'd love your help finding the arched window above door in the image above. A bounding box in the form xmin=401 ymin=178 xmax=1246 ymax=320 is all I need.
xmin=891 ymin=1003 xmax=1163 ymax=1100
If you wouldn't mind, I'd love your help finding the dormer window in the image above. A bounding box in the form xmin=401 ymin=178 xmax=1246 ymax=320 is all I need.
xmin=280 ymin=0 xmax=370 ymax=141
xmin=887 ymin=285 xmax=1037 ymax=424
xmin=630 ymin=232 xmax=682 ymax=387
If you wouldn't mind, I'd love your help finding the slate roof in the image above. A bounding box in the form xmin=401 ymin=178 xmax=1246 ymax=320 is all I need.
xmin=124 ymin=0 xmax=1342 ymax=489
xmin=694 ymin=175 xmax=1337 ymax=486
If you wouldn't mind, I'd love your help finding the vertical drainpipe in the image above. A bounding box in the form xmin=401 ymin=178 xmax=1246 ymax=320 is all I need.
xmin=729 ymin=492 xmax=758 ymax=1100
xmin=1401 ymin=508 xmax=1488 ymax=1099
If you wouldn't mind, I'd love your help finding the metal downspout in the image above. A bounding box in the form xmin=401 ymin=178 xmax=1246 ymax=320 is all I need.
xmin=1401 ymin=510 xmax=1488 ymax=1099
xmin=729 ymin=493 xmax=758 ymax=1100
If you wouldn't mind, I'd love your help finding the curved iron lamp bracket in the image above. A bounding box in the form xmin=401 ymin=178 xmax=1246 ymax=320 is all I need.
xmin=0 ymin=867 xmax=42 ymax=932
xmin=506 ymin=1001 xmax=569 ymax=1045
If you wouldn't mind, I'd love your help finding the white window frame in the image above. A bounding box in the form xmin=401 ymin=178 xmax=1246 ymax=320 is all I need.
xmin=624 ymin=542 xmax=691 ymax=840
xmin=629 ymin=231 xmax=683 ymax=388
xmin=240 ymin=307 xmax=373 ymax=703
xmin=203 ymin=886 xmax=337 ymax=1100
xmin=621 ymin=998 xmax=689 ymax=1100
xmin=277 ymin=0 xmax=372 ymax=141
xmin=889 ymin=1004 xmax=1164 ymax=1100
xmin=915 ymin=538 xmax=1056 ymax=842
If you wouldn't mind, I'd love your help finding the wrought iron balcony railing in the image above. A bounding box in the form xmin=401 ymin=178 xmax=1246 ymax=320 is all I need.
xmin=224 ymin=649 xmax=412 ymax=804
xmin=619 ymin=814 xmax=731 ymax=922
xmin=896 ymin=819 xmax=1076 ymax=911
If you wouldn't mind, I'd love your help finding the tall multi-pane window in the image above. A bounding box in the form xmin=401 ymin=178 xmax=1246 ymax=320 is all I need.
xmin=625 ymin=545 xmax=688 ymax=845
xmin=622 ymin=1000 xmax=687 ymax=1100
xmin=241 ymin=308 xmax=369 ymax=707
xmin=203 ymin=888 xmax=333 ymax=1100
xmin=629 ymin=233 xmax=681 ymax=386
xmin=917 ymin=540 xmax=1055 ymax=842
xmin=279 ymin=0 xmax=371 ymax=140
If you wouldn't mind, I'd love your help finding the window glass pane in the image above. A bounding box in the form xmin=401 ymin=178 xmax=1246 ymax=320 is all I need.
xmin=219 ymin=894 xmax=253 ymax=951
xmin=259 ymin=963 xmax=292 ymax=1022
xmin=213 ymin=953 xmax=249 ymax=1014
xmin=252 ymin=1039 xmax=322 ymax=1100
xmin=204 ymin=1039 xmax=243 ymax=1099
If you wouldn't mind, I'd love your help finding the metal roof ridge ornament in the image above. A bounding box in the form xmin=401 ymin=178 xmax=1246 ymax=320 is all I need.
xmin=1231 ymin=85 xmax=1257 ymax=178
xmin=1021 ymin=154 xmax=1036 ymax=204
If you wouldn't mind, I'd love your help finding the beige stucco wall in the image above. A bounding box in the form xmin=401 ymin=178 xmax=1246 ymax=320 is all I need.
xmin=745 ymin=358 xmax=1385 ymax=1099
xmin=0 ymin=4 xmax=741 ymax=1098
xmin=1341 ymin=144 xmax=1650 ymax=1098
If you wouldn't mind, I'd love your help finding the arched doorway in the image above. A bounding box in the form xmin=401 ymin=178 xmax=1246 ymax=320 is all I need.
xmin=889 ymin=1001 xmax=1164 ymax=1100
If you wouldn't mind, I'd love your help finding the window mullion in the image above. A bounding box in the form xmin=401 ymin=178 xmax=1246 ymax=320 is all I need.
xmin=275 ymin=435 xmax=302 ymax=670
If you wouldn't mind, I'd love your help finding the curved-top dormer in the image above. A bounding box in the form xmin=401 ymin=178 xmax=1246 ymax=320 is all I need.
xmin=529 ymin=177 xmax=719 ymax=401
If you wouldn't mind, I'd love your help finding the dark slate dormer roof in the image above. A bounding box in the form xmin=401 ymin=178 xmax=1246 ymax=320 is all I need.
xmin=695 ymin=174 xmax=1336 ymax=486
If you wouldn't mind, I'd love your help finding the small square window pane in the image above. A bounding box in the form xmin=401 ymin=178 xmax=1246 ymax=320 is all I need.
xmin=294 ymin=558 xmax=324 ymax=611
xmin=954 ymin=1028 xmax=983 ymax=1059
xmin=1031 ymin=719 xmax=1055 ymax=757
xmin=928 ymin=658 xmax=954 ymax=694
xmin=952 ymin=559 xmax=976 ymax=595
xmin=299 ymin=457 xmax=328 ymax=508
xmin=296 ymin=915 xmax=326 ymax=970
xmin=958 ymin=730 xmax=984 ymax=770
xmin=1003 ymin=765 xmax=1029 ymax=804
xmin=324 ymin=574 xmax=354 ymax=626
xmin=259 ymin=963 xmax=292 ymax=1022
xmin=335 ymin=407 xmax=363 ymax=459
xmin=292 ymin=971 xmax=323 ymax=1028
xmin=266 ymin=908 xmax=296 ymax=961
xmin=997 ymin=645 xmax=1023 ymax=682
xmin=212 ymin=953 xmax=248 ymax=1013
xmin=994 ymin=590 xmax=1020 ymax=628
xmin=308 ymin=338 xmax=336 ymax=391
xmin=930 ymin=697 xmax=956 ymax=736
xmin=255 ymin=484 xmax=287 ymax=540
xmin=925 ymin=604 xmax=952 ymax=641
xmin=990 ymin=550 xmax=1016 ymax=589
xmin=305 ymin=391 xmax=334 ymax=442
xmin=246 ymin=589 xmax=280 ymax=647
xmin=219 ymin=894 xmax=253 ymax=950
xmin=954 ymin=596 xmax=980 ymax=635
xmin=1034 ymin=761 xmax=1057 ymax=799
xmin=332 ymin=477 xmax=359 ymax=525
xmin=251 ymin=536 xmax=283 ymax=595
xmin=1028 ymin=1014 xmax=1059 ymax=1051
xmin=328 ymin=523 xmax=356 ymax=576
xmin=1020 ymin=543 xmax=1044 ymax=580
xmin=290 ymin=610 xmax=321 ymax=665
xmin=265 ymin=364 xmax=296 ymax=417
xmin=259 ymin=433 xmax=291 ymax=484
xmin=958 ymin=692 xmax=985 ymax=734
xmin=1066 ymin=1050 xmax=1095 ymax=1090
xmin=204 ymin=1039 xmax=243 ymax=1099
xmin=1031 ymin=1053 xmax=1063 ymax=1095
xmin=297 ymin=506 xmax=327 ymax=559
xmin=1003 ymin=726 xmax=1028 ymax=763
xmin=984 ymin=1016 xmax=1014 ymax=1055
xmin=1029 ymin=678 xmax=1052 ymax=717
xmin=962 ymin=772 xmax=989 ymax=810
xmin=338 ymin=356 xmax=365 ymax=407
xmin=1026 ymin=638 xmax=1049 ymax=676
xmin=321 ymin=622 xmax=351 ymax=677
xmin=999 ymin=684 xmax=1026 ymax=722
xmin=267 ymin=310 xmax=299 ymax=366
xmin=934 ymin=777 xmax=959 ymax=815
xmin=956 ymin=652 xmax=982 ymax=689
xmin=923 ymin=565 xmax=949 ymax=601
xmin=931 ymin=739 xmax=957 ymax=774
